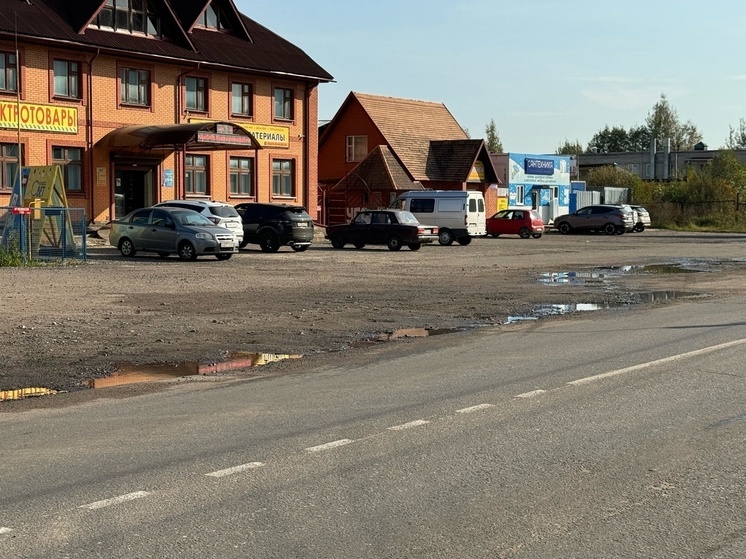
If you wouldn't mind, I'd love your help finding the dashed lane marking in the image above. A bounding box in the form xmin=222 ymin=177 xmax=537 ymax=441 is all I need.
xmin=0 ymin=527 xmax=13 ymax=535
xmin=79 ymin=491 xmax=150 ymax=510
xmin=306 ymin=439 xmax=354 ymax=452
xmin=388 ymin=420 xmax=430 ymax=431
xmin=515 ymin=390 xmax=547 ymax=399
xmin=568 ymin=338 xmax=746 ymax=386
xmin=456 ymin=404 xmax=494 ymax=414
xmin=206 ymin=462 xmax=265 ymax=478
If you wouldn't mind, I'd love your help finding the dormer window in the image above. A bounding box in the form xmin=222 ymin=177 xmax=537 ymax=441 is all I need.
xmin=91 ymin=0 xmax=161 ymax=37
xmin=198 ymin=3 xmax=229 ymax=30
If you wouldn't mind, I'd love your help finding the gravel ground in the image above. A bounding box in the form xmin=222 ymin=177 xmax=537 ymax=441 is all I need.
xmin=1 ymin=229 xmax=745 ymax=406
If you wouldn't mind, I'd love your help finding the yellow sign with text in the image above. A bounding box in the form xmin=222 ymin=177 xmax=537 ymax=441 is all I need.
xmin=239 ymin=123 xmax=290 ymax=148
xmin=0 ymin=101 xmax=78 ymax=133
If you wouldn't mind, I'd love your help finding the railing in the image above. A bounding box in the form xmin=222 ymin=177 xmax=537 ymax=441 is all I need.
xmin=0 ymin=206 xmax=87 ymax=263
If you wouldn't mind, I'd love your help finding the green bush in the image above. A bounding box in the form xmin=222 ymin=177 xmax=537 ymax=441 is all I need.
xmin=0 ymin=244 xmax=25 ymax=266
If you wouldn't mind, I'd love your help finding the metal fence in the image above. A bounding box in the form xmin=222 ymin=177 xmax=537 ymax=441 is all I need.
xmin=0 ymin=206 xmax=87 ymax=263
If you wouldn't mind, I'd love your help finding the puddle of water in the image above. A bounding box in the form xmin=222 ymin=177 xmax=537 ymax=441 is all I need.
xmin=0 ymin=387 xmax=58 ymax=401
xmin=539 ymin=262 xmax=712 ymax=285
xmin=373 ymin=327 xmax=464 ymax=341
xmin=508 ymin=291 xmax=699 ymax=322
xmin=87 ymin=352 xmax=302 ymax=389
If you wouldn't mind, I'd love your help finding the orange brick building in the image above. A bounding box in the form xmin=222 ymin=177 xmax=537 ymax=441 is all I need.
xmin=318 ymin=92 xmax=501 ymax=224
xmin=0 ymin=0 xmax=332 ymax=223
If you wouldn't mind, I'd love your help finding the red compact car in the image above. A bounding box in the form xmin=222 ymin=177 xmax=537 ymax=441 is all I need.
xmin=486 ymin=208 xmax=545 ymax=238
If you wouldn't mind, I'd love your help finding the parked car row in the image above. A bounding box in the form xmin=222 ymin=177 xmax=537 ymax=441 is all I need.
xmin=109 ymin=199 xmax=653 ymax=261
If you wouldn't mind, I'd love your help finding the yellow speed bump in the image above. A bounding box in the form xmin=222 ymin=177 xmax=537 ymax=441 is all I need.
xmin=0 ymin=387 xmax=58 ymax=401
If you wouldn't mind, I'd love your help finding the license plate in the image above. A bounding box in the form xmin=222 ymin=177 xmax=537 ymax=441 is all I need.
xmin=220 ymin=242 xmax=234 ymax=249
xmin=297 ymin=222 xmax=308 ymax=228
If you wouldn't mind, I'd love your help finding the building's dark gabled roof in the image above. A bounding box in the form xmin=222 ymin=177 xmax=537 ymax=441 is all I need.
xmin=331 ymin=146 xmax=421 ymax=192
xmin=426 ymin=140 xmax=501 ymax=183
xmin=170 ymin=0 xmax=251 ymax=41
xmin=0 ymin=0 xmax=332 ymax=82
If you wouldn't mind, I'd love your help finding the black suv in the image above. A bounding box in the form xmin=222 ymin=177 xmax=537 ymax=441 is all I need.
xmin=234 ymin=203 xmax=314 ymax=252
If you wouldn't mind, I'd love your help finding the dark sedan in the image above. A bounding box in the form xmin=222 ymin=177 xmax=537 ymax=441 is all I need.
xmin=325 ymin=210 xmax=439 ymax=251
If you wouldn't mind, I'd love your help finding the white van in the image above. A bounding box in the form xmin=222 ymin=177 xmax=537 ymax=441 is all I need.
xmin=390 ymin=190 xmax=486 ymax=245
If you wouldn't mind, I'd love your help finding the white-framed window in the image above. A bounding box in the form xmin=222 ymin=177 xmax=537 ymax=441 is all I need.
xmin=345 ymin=136 xmax=368 ymax=163
xmin=515 ymin=185 xmax=525 ymax=205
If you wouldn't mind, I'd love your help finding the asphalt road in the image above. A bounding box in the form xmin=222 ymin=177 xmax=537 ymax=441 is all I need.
xmin=1 ymin=293 xmax=744 ymax=558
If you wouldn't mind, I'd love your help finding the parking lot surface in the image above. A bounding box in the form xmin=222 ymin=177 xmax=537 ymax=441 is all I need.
xmin=2 ymin=230 xmax=745 ymax=402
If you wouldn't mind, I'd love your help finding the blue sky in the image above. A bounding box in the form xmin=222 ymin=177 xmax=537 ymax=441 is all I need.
xmin=235 ymin=0 xmax=746 ymax=154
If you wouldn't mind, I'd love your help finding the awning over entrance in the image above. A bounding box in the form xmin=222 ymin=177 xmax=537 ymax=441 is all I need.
xmin=97 ymin=121 xmax=260 ymax=153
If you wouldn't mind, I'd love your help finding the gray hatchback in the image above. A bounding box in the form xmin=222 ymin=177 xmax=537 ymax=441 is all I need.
xmin=109 ymin=207 xmax=239 ymax=260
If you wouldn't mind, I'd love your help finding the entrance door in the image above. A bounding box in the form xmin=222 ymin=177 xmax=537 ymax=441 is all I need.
xmin=114 ymin=168 xmax=153 ymax=218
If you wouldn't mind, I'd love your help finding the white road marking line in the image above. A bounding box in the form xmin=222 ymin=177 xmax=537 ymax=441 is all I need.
xmin=568 ymin=338 xmax=746 ymax=386
xmin=456 ymin=404 xmax=494 ymax=414
xmin=388 ymin=419 xmax=430 ymax=431
xmin=0 ymin=527 xmax=13 ymax=535
xmin=515 ymin=390 xmax=547 ymax=399
xmin=206 ymin=462 xmax=265 ymax=478
xmin=306 ymin=439 xmax=354 ymax=452
xmin=79 ymin=491 xmax=150 ymax=510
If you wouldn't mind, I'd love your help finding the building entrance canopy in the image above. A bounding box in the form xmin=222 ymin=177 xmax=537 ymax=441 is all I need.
xmin=97 ymin=121 xmax=260 ymax=153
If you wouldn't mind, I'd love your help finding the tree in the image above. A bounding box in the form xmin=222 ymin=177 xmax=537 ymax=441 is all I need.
xmin=724 ymin=118 xmax=746 ymax=149
xmin=555 ymin=139 xmax=584 ymax=155
xmin=588 ymin=125 xmax=632 ymax=153
xmin=645 ymin=93 xmax=702 ymax=151
xmin=586 ymin=164 xmax=641 ymax=188
xmin=484 ymin=119 xmax=503 ymax=153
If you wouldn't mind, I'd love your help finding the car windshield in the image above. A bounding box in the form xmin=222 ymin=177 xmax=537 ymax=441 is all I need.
xmin=396 ymin=211 xmax=419 ymax=224
xmin=172 ymin=210 xmax=214 ymax=227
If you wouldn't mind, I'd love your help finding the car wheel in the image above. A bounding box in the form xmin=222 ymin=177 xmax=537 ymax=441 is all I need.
xmin=518 ymin=227 xmax=531 ymax=239
xmin=531 ymin=233 xmax=543 ymax=239
xmin=353 ymin=242 xmax=366 ymax=249
xmin=216 ymin=253 xmax=232 ymax=260
xmin=259 ymin=231 xmax=281 ymax=253
xmin=291 ymin=245 xmax=309 ymax=252
xmin=157 ymin=252 xmax=170 ymax=258
xmin=408 ymin=243 xmax=421 ymax=251
xmin=387 ymin=235 xmax=403 ymax=251
xmin=330 ymin=233 xmax=346 ymax=249
xmin=490 ymin=233 xmax=500 ymax=238
xmin=634 ymin=223 xmax=645 ymax=232
xmin=438 ymin=229 xmax=454 ymax=246
xmin=456 ymin=236 xmax=472 ymax=246
xmin=178 ymin=241 xmax=198 ymax=261
xmin=239 ymin=240 xmax=248 ymax=249
xmin=557 ymin=222 xmax=572 ymax=234
xmin=118 ymin=238 xmax=137 ymax=257
xmin=603 ymin=223 xmax=617 ymax=235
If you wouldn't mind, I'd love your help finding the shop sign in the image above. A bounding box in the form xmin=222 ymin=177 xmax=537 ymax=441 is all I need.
xmin=467 ymin=161 xmax=485 ymax=182
xmin=196 ymin=131 xmax=254 ymax=146
xmin=0 ymin=101 xmax=78 ymax=133
xmin=189 ymin=118 xmax=290 ymax=148
xmin=524 ymin=158 xmax=555 ymax=176
xmin=239 ymin=123 xmax=290 ymax=148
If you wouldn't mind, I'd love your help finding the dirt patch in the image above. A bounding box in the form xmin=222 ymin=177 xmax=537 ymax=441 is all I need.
xmin=1 ymin=229 xmax=745 ymax=404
